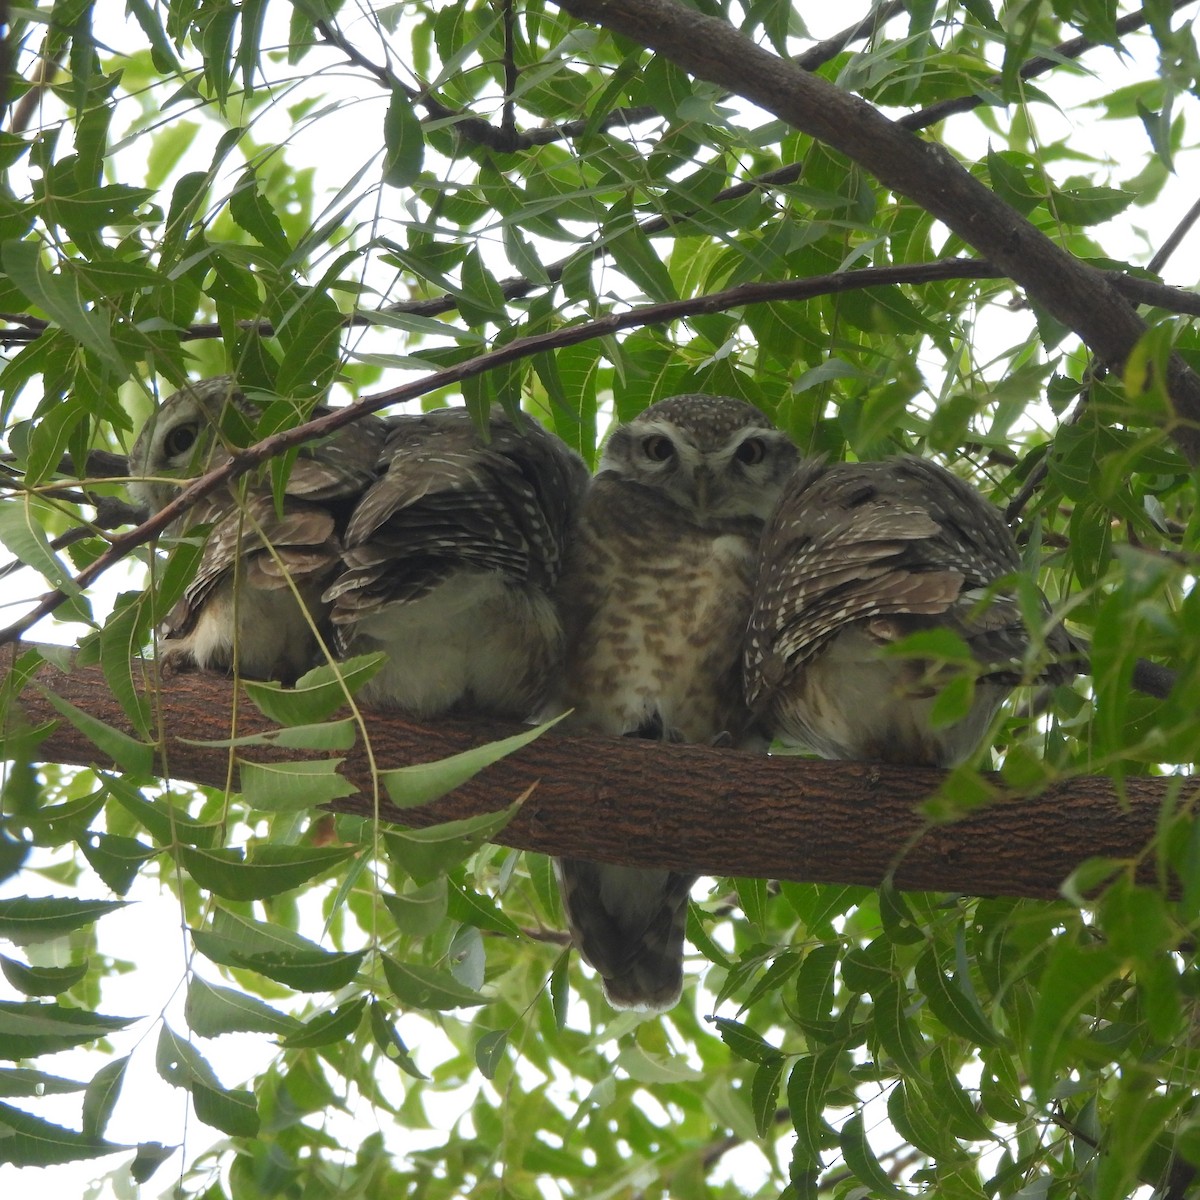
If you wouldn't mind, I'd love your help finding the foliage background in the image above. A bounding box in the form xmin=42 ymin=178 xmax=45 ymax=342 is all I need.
xmin=1 ymin=0 xmax=1199 ymax=1197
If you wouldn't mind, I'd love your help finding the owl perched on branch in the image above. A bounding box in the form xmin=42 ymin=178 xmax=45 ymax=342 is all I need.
xmin=553 ymin=393 xmax=800 ymax=1010
xmin=744 ymin=455 xmax=1078 ymax=767
xmin=323 ymin=405 xmax=589 ymax=719
xmin=128 ymin=377 xmax=387 ymax=682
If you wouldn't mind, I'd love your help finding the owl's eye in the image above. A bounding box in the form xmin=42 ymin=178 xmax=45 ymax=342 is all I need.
xmin=642 ymin=434 xmax=675 ymax=462
xmin=164 ymin=422 xmax=199 ymax=459
xmin=735 ymin=437 xmax=767 ymax=465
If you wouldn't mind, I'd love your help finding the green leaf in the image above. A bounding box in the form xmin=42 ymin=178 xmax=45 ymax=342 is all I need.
xmin=369 ymin=1001 xmax=426 ymax=1078
xmin=192 ymin=1081 xmax=260 ymax=1137
xmin=228 ymin=168 xmax=290 ymax=257
xmin=0 ymin=239 xmax=126 ymax=373
xmin=237 ymin=758 xmax=359 ymax=811
xmin=474 ymin=1029 xmax=508 ymax=1080
xmin=381 ymin=955 xmax=489 ymax=1010
xmin=37 ymin=689 xmax=153 ymax=776
xmin=178 ymin=843 xmax=356 ymax=901
xmin=184 ymin=977 xmax=299 ymax=1038
xmin=445 ymin=880 xmax=521 ymax=937
xmin=1028 ymin=940 xmax=1122 ymax=1101
xmin=240 ymin=654 xmax=384 ymax=725
xmin=79 ymin=833 xmax=157 ymax=896
xmin=0 ymin=503 xmax=91 ymax=622
xmin=0 ymin=896 xmax=126 ymax=946
xmin=710 ymin=1016 xmax=780 ymax=1064
xmin=130 ymin=1141 xmax=175 ymax=1184
xmin=0 ymin=955 xmax=89 ymax=997
xmin=839 ymin=1111 xmax=905 ymax=1197
xmin=190 ymin=910 xmax=366 ymax=993
xmin=383 ymin=799 xmax=524 ymax=884
xmin=280 ymin=998 xmax=367 ymax=1049
xmin=381 ymin=713 xmax=563 ymax=808
xmin=181 ymin=718 xmax=358 ymax=752
xmin=81 ymin=1056 xmax=127 ymax=1139
xmin=382 ymin=879 xmax=449 ymax=937
xmin=751 ymin=1056 xmax=785 ymax=1137
xmin=914 ymin=945 xmax=1002 ymax=1046
xmin=0 ymin=1001 xmax=134 ymax=1060
xmin=0 ymin=1068 xmax=86 ymax=1098
xmin=382 ymin=85 xmax=425 ymax=188
xmin=0 ymin=1099 xmax=128 ymax=1166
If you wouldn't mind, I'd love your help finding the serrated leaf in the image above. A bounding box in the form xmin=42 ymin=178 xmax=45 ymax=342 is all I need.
xmin=914 ymin=945 xmax=1002 ymax=1046
xmin=181 ymin=718 xmax=358 ymax=751
xmin=383 ymin=797 xmax=525 ymax=884
xmin=192 ymin=1081 xmax=259 ymax=1137
xmin=840 ymin=1111 xmax=905 ymax=1196
xmin=382 ymin=879 xmax=449 ymax=937
xmin=0 ymin=239 xmax=126 ymax=373
xmin=369 ymin=1001 xmax=426 ymax=1078
xmin=381 ymin=714 xmax=562 ymax=808
xmin=0 ymin=1068 xmax=86 ymax=1098
xmin=445 ymin=880 xmax=521 ymax=936
xmin=382 ymin=85 xmax=424 ymax=188
xmin=184 ymin=977 xmax=299 ymax=1038
xmin=381 ymin=955 xmax=488 ymax=1010
xmin=237 ymin=757 xmax=358 ymax=811
xmin=178 ymin=843 xmax=356 ymax=901
xmin=79 ymin=833 xmax=157 ymax=896
xmin=81 ymin=1056 xmax=127 ymax=1139
xmin=130 ymin=1141 xmax=175 ymax=1183
xmin=0 ymin=1001 xmax=134 ymax=1060
xmin=0 ymin=955 xmax=89 ymax=996
xmin=37 ymin=689 xmax=153 ymax=776
xmin=751 ymin=1056 xmax=785 ymax=1137
xmin=0 ymin=896 xmax=126 ymax=946
xmin=240 ymin=654 xmax=384 ymax=725
xmin=474 ymin=1029 xmax=508 ymax=1080
xmin=710 ymin=1016 xmax=780 ymax=1064
xmin=280 ymin=998 xmax=367 ymax=1048
xmin=0 ymin=1099 xmax=129 ymax=1166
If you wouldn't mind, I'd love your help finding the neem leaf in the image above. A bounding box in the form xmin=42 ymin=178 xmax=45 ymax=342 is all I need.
xmin=82 ymin=1056 xmax=128 ymax=1139
xmin=0 ymin=896 xmax=126 ymax=946
xmin=381 ymin=713 xmax=563 ymax=808
xmin=280 ymin=997 xmax=367 ymax=1049
xmin=36 ymin=689 xmax=153 ymax=776
xmin=237 ymin=758 xmax=358 ymax=811
xmin=0 ymin=955 xmax=89 ymax=997
xmin=383 ymin=797 xmax=525 ymax=884
xmin=0 ymin=1001 xmax=134 ymax=1060
xmin=382 ymin=85 xmax=424 ymax=188
xmin=177 ymin=843 xmax=357 ymax=901
xmin=240 ymin=654 xmax=384 ymax=726
xmin=381 ymin=955 xmax=488 ymax=1010
xmin=0 ymin=1099 xmax=129 ymax=1166
xmin=184 ymin=977 xmax=299 ymax=1038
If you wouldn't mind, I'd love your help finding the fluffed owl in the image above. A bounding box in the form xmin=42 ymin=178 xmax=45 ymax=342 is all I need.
xmin=128 ymin=377 xmax=387 ymax=682
xmin=322 ymin=405 xmax=589 ymax=719
xmin=744 ymin=455 xmax=1077 ymax=767
xmin=553 ymin=393 xmax=800 ymax=1010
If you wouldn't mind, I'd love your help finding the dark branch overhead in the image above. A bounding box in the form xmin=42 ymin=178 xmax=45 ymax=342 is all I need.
xmin=4 ymin=643 xmax=1183 ymax=903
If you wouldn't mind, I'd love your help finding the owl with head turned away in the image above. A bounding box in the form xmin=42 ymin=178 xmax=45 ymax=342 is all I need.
xmin=128 ymin=376 xmax=388 ymax=682
xmin=743 ymin=454 xmax=1079 ymax=769
xmin=552 ymin=393 xmax=801 ymax=1011
xmin=322 ymin=404 xmax=590 ymax=720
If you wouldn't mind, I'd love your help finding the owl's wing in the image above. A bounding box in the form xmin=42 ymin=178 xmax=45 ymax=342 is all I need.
xmin=326 ymin=408 xmax=588 ymax=619
xmin=746 ymin=456 xmax=1041 ymax=710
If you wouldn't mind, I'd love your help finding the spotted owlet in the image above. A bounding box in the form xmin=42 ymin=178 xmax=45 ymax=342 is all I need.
xmin=322 ymin=405 xmax=589 ymax=719
xmin=553 ymin=394 xmax=800 ymax=1010
xmin=744 ymin=455 xmax=1077 ymax=767
xmin=128 ymin=377 xmax=387 ymax=682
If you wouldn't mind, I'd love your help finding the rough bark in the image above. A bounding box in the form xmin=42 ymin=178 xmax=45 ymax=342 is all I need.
xmin=2 ymin=643 xmax=1185 ymax=902
xmin=551 ymin=0 xmax=1200 ymax=466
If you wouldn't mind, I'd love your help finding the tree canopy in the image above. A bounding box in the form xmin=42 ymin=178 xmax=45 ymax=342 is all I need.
xmin=1 ymin=1 xmax=1199 ymax=1197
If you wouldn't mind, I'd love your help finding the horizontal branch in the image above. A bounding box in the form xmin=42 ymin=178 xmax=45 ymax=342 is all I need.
xmin=3 ymin=643 xmax=1187 ymax=902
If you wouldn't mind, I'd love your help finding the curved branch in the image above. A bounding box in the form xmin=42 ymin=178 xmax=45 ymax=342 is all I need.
xmin=2 ymin=644 xmax=1187 ymax=903
xmin=552 ymin=0 xmax=1200 ymax=466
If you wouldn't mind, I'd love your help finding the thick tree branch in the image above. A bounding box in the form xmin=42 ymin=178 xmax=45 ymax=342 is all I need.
xmin=2 ymin=644 xmax=1187 ymax=903
xmin=551 ymin=0 xmax=1200 ymax=466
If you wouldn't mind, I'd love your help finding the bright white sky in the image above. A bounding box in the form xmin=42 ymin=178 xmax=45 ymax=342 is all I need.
xmin=1 ymin=2 xmax=1197 ymax=1197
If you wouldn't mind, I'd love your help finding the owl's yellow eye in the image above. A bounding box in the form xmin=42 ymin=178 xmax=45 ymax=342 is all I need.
xmin=735 ymin=438 xmax=766 ymax=465
xmin=163 ymin=422 xmax=199 ymax=459
xmin=642 ymin=434 xmax=675 ymax=462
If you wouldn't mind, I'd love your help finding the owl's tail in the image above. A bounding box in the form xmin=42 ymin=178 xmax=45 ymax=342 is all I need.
xmin=554 ymin=860 xmax=696 ymax=1011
